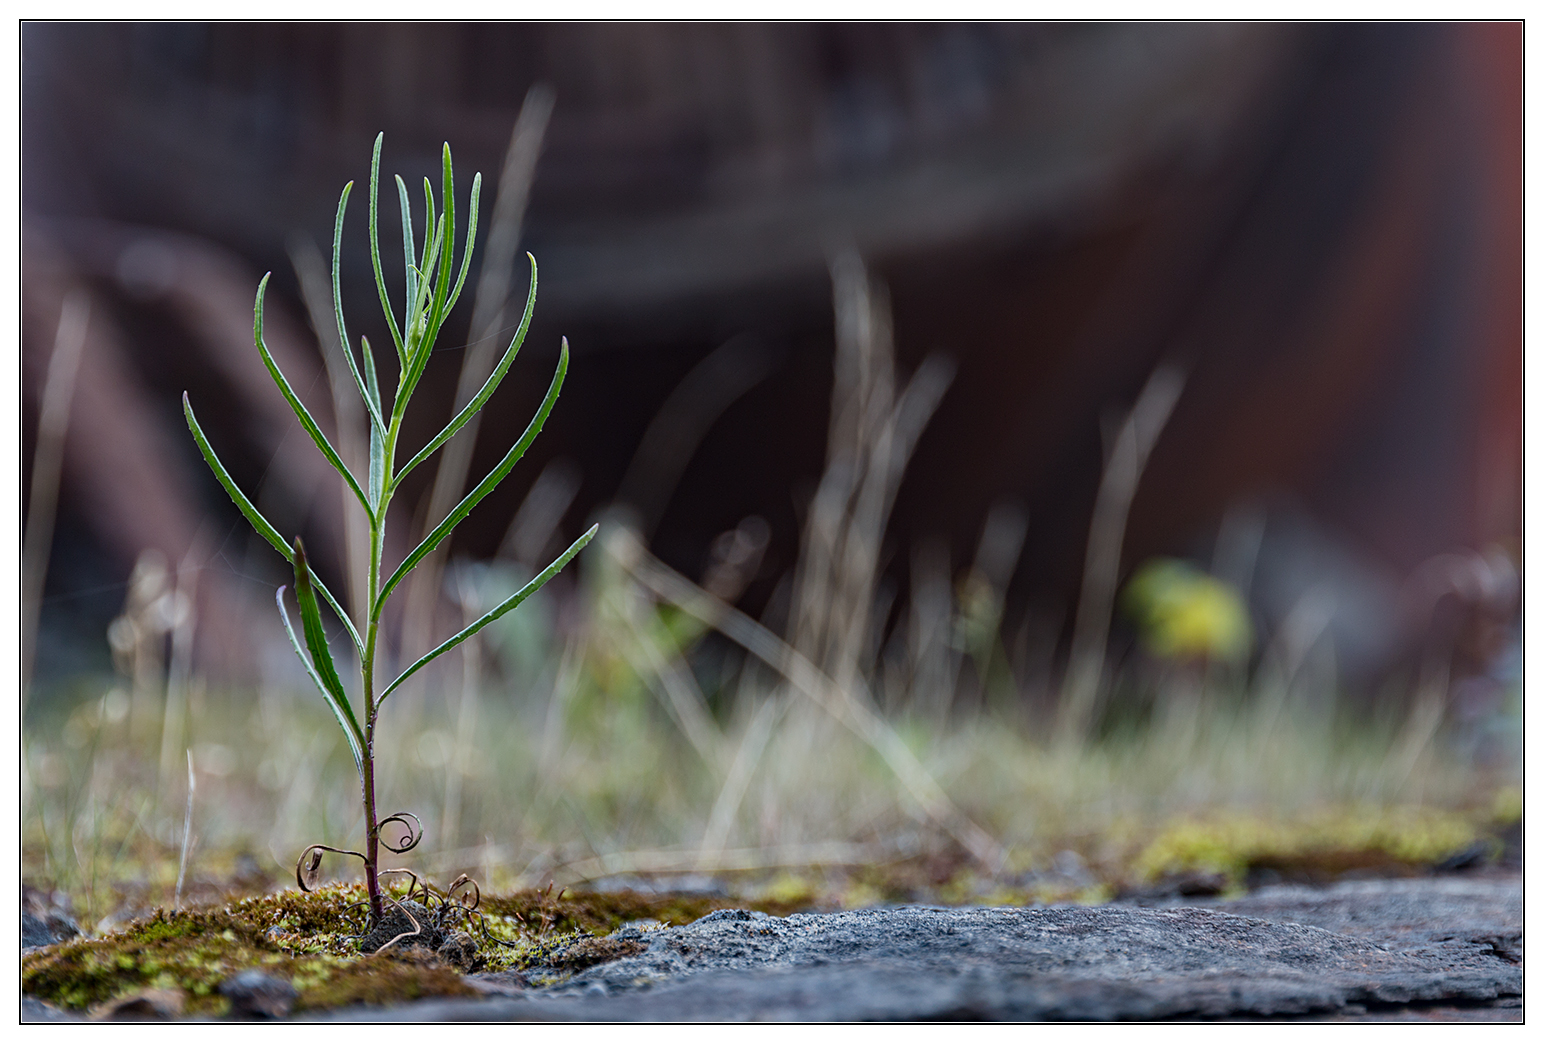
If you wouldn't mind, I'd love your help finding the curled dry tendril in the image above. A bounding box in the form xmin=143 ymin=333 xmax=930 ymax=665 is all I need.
xmin=293 ymin=819 xmax=522 ymax=952
xmin=380 ymin=811 xmax=424 ymax=853
xmin=295 ymin=843 xmax=367 ymax=892
xmin=447 ymin=873 xmax=480 ymax=911
xmin=338 ymin=900 xmax=374 ymax=938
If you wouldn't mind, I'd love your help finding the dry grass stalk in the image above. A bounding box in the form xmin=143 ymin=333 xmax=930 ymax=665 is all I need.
xmin=615 ymin=334 xmax=778 ymax=537
xmin=607 ymin=525 xmax=1006 ymax=871
xmin=790 ymin=249 xmax=954 ymax=694
xmin=697 ymin=692 xmax=789 ymax=869
xmin=616 ymin=604 xmax=728 ymax=773
xmin=22 ymin=289 xmax=91 ymax=704
xmin=1057 ymin=363 xmax=1186 ymax=744
xmin=156 ymin=537 xmax=205 ymax=801
xmin=173 ymin=750 xmax=195 ymax=909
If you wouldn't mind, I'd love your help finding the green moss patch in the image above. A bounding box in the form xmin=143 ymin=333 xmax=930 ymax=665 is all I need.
xmin=24 ymin=885 xmax=480 ymax=1017
xmin=22 ymin=881 xmax=820 ymax=1017
xmin=478 ymin=886 xmax=807 ymax=937
xmin=1130 ymin=806 xmax=1489 ymax=889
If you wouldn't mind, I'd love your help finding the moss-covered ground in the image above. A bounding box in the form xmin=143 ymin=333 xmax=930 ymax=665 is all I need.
xmin=23 ymin=789 xmax=1519 ymax=1019
xmin=20 ymin=880 xmax=812 ymax=1018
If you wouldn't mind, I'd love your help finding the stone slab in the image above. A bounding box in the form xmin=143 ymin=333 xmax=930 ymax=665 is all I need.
xmin=305 ymin=874 xmax=1521 ymax=1022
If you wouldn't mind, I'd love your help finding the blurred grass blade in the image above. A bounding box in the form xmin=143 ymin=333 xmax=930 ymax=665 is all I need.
xmin=253 ymin=274 xmax=371 ymax=515
xmin=183 ymin=393 xmax=363 ymax=654
xmin=381 ymin=523 xmax=596 ymax=703
xmin=362 ymin=337 xmax=385 ymax=509
xmin=276 ymin=583 xmax=365 ymax=777
xmin=395 ymin=173 xmax=417 ymax=321
xmin=329 ymin=181 xmax=385 ymax=434
xmin=609 ymin=525 xmax=1008 ymax=871
xmin=368 ymin=132 xmax=407 ymax=369
xmin=376 ymin=340 xmax=568 ymax=611
xmin=393 ymin=253 xmax=537 ymax=485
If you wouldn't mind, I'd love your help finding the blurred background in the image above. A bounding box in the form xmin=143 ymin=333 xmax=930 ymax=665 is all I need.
xmin=22 ymin=23 xmax=1520 ymax=917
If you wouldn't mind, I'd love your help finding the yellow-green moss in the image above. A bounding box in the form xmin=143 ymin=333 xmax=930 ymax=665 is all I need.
xmin=1131 ymin=806 xmax=1485 ymax=888
xmin=758 ymin=872 xmax=819 ymax=908
xmin=23 ymin=885 xmax=500 ymax=1016
xmin=1490 ymin=786 xmax=1522 ymax=826
xmin=21 ymin=880 xmax=829 ymax=1017
xmin=478 ymin=886 xmax=807 ymax=937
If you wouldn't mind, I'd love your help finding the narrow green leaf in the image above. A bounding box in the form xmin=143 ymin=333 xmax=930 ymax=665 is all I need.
xmin=443 ymin=172 xmax=482 ymax=317
xmin=184 ymin=393 xmax=362 ymax=654
xmin=402 ymin=213 xmax=445 ymax=369
xmin=362 ymin=337 xmax=385 ymax=510
xmin=185 ymin=392 xmax=287 ymax=556
xmin=417 ymin=157 xmax=477 ymax=366
xmin=381 ymin=524 xmax=596 ymax=703
xmin=375 ymin=340 xmax=570 ymax=615
xmin=276 ymin=584 xmax=365 ymax=777
xmin=421 ymin=176 xmax=438 ymax=285
xmin=436 ymin=143 xmax=456 ymax=315
xmin=330 ymin=181 xmax=386 ymax=435
xmin=292 ymin=537 xmax=356 ymax=713
xmin=368 ymin=132 xmax=408 ymax=370
xmin=392 ymin=253 xmax=538 ymax=488
xmin=253 ymin=275 xmax=372 ymax=516
xmin=395 ymin=173 xmax=417 ymax=322
xmin=395 ymin=216 xmax=447 ymax=409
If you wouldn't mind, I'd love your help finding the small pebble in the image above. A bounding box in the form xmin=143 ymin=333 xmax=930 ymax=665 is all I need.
xmin=219 ymin=968 xmax=299 ymax=1019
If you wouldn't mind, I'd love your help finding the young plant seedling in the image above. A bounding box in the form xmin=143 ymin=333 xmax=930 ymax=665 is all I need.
xmin=184 ymin=133 xmax=595 ymax=938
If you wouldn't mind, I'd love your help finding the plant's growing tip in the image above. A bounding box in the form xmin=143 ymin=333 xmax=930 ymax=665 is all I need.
xmin=183 ymin=131 xmax=596 ymax=938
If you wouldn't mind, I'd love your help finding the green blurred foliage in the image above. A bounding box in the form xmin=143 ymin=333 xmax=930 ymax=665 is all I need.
xmin=1121 ymin=557 xmax=1252 ymax=664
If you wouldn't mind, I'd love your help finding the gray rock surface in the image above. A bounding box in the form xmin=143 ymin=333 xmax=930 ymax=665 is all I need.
xmin=309 ymin=875 xmax=1521 ymax=1021
xmin=1175 ymin=873 xmax=1522 ymax=962
xmin=21 ymin=885 xmax=81 ymax=950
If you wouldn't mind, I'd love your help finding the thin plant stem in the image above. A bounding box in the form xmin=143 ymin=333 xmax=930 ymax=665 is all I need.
xmin=174 ymin=750 xmax=195 ymax=910
xmin=188 ymin=133 xmax=579 ymax=926
xmin=22 ymin=289 xmax=91 ymax=706
xmin=1057 ymin=364 xmax=1186 ymax=745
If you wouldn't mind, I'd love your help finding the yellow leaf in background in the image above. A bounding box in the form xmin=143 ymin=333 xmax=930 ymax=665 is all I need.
xmin=1122 ymin=557 xmax=1252 ymax=663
